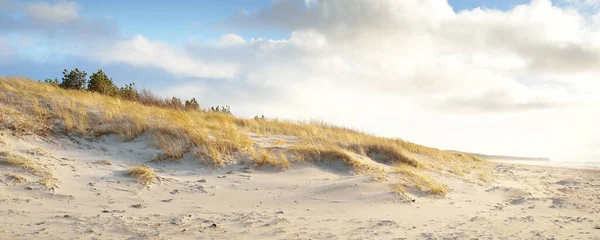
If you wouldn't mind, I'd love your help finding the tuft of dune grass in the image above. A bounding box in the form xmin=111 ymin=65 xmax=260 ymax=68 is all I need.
xmin=394 ymin=165 xmax=449 ymax=197
xmin=93 ymin=160 xmax=112 ymax=165
xmin=290 ymin=145 xmax=359 ymax=167
xmin=253 ymin=149 xmax=278 ymax=167
xmin=253 ymin=149 xmax=291 ymax=169
xmin=391 ymin=183 xmax=407 ymax=197
xmin=278 ymin=152 xmax=290 ymax=169
xmin=289 ymin=144 xmax=387 ymax=180
xmin=6 ymin=174 xmax=27 ymax=184
xmin=477 ymin=172 xmax=491 ymax=184
xmin=0 ymin=152 xmax=42 ymax=173
xmin=127 ymin=166 xmax=156 ymax=186
xmin=354 ymin=143 xmax=420 ymax=167
xmin=0 ymin=151 xmax=56 ymax=189
xmin=27 ymin=147 xmax=49 ymax=156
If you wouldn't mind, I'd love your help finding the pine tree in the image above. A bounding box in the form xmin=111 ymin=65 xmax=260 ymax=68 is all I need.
xmin=59 ymin=68 xmax=87 ymax=90
xmin=185 ymin=98 xmax=200 ymax=110
xmin=88 ymin=69 xmax=117 ymax=95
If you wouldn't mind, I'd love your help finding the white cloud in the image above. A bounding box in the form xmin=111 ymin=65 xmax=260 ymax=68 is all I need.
xmin=0 ymin=0 xmax=117 ymax=41
xmin=3 ymin=0 xmax=600 ymax=161
xmin=24 ymin=1 xmax=80 ymax=23
xmin=96 ymin=35 xmax=238 ymax=79
xmin=562 ymin=0 xmax=600 ymax=8
xmin=171 ymin=0 xmax=599 ymax=160
xmin=217 ymin=34 xmax=247 ymax=48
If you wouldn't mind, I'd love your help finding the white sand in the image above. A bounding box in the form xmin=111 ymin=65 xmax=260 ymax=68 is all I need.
xmin=1 ymin=131 xmax=599 ymax=239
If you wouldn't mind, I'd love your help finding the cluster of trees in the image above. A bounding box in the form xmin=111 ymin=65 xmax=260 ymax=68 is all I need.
xmin=44 ymin=68 xmax=135 ymax=99
xmin=43 ymin=68 xmax=231 ymax=113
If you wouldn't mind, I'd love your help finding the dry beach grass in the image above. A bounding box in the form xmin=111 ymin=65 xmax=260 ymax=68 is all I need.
xmin=1 ymin=76 xmax=600 ymax=239
xmin=0 ymin=76 xmax=488 ymax=194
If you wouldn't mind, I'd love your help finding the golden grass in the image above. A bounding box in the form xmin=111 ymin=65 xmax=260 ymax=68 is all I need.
xmin=0 ymin=151 xmax=44 ymax=174
xmin=93 ymin=160 xmax=112 ymax=165
xmin=290 ymin=145 xmax=358 ymax=167
xmin=273 ymin=139 xmax=286 ymax=146
xmin=394 ymin=165 xmax=449 ymax=196
xmin=27 ymin=147 xmax=49 ymax=156
xmin=252 ymin=149 xmax=292 ymax=169
xmin=289 ymin=144 xmax=388 ymax=180
xmin=278 ymin=152 xmax=290 ymax=169
xmin=0 ymin=151 xmax=56 ymax=189
xmin=391 ymin=183 xmax=407 ymax=197
xmin=477 ymin=172 xmax=491 ymax=183
xmin=356 ymin=143 xmax=420 ymax=167
xmin=127 ymin=166 xmax=156 ymax=186
xmin=253 ymin=149 xmax=278 ymax=167
xmin=41 ymin=175 xmax=56 ymax=189
xmin=6 ymin=173 xmax=27 ymax=184
xmin=0 ymin=77 xmax=480 ymax=166
xmin=0 ymin=77 xmax=489 ymax=194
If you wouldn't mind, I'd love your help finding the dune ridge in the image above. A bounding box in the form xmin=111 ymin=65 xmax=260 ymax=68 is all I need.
xmin=1 ymin=76 xmax=599 ymax=239
xmin=0 ymin=76 xmax=489 ymax=194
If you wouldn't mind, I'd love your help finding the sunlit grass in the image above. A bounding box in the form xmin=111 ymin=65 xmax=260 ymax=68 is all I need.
xmin=0 ymin=151 xmax=56 ymax=189
xmin=0 ymin=76 xmax=490 ymax=195
xmin=394 ymin=165 xmax=449 ymax=196
xmin=6 ymin=174 xmax=27 ymax=184
xmin=127 ymin=166 xmax=156 ymax=186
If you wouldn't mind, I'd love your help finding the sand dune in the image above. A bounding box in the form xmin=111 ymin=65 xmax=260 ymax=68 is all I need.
xmin=1 ymin=131 xmax=599 ymax=239
xmin=1 ymin=78 xmax=599 ymax=239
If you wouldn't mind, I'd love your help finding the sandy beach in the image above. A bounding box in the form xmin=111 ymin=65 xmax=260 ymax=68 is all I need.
xmin=3 ymin=0 xmax=600 ymax=239
xmin=1 ymin=131 xmax=599 ymax=240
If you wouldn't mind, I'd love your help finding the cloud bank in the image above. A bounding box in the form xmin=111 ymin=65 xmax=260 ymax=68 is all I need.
xmin=1 ymin=0 xmax=599 ymax=161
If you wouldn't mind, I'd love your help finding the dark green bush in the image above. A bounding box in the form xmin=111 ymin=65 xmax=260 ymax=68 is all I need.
xmin=119 ymin=82 xmax=138 ymax=101
xmin=60 ymin=68 xmax=87 ymax=90
xmin=210 ymin=105 xmax=231 ymax=114
xmin=168 ymin=97 xmax=184 ymax=109
xmin=88 ymin=69 xmax=117 ymax=96
xmin=185 ymin=98 xmax=199 ymax=110
xmin=44 ymin=67 xmax=233 ymax=114
xmin=44 ymin=78 xmax=59 ymax=86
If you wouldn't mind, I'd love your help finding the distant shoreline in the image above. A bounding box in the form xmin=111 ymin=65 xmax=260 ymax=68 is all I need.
xmin=450 ymin=150 xmax=550 ymax=162
xmin=473 ymin=154 xmax=550 ymax=162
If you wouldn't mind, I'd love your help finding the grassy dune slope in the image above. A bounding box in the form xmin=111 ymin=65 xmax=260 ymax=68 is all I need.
xmin=0 ymin=76 xmax=490 ymax=196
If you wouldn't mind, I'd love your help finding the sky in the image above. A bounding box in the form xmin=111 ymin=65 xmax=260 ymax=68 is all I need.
xmin=1 ymin=0 xmax=600 ymax=162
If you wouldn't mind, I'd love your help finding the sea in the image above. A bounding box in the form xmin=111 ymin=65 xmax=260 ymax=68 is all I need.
xmin=492 ymin=160 xmax=600 ymax=169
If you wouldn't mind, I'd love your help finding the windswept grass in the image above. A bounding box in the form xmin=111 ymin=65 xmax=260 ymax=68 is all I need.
xmin=391 ymin=183 xmax=407 ymax=197
xmin=353 ymin=143 xmax=419 ymax=167
xmin=290 ymin=145 xmax=388 ymax=180
xmin=93 ymin=160 xmax=112 ymax=165
xmin=0 ymin=151 xmax=56 ymax=189
xmin=0 ymin=151 xmax=44 ymax=174
xmin=394 ymin=165 xmax=449 ymax=196
xmin=127 ymin=166 xmax=156 ymax=186
xmin=27 ymin=147 xmax=49 ymax=156
xmin=253 ymin=149 xmax=291 ymax=169
xmin=253 ymin=149 xmax=278 ymax=167
xmin=278 ymin=152 xmax=290 ymax=169
xmin=6 ymin=174 xmax=27 ymax=184
xmin=0 ymin=77 xmax=489 ymax=195
xmin=290 ymin=145 xmax=358 ymax=167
